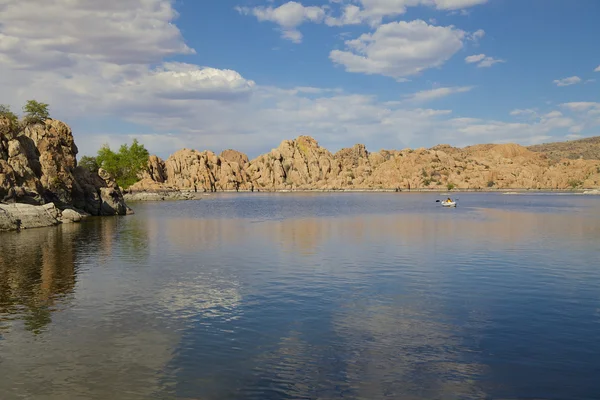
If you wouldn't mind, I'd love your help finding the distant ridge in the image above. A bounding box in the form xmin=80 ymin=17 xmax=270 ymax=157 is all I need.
xmin=528 ymin=136 xmax=600 ymax=162
xmin=129 ymin=135 xmax=600 ymax=192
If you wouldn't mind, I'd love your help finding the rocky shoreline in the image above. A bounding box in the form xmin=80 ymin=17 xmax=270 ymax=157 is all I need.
xmin=123 ymin=191 xmax=199 ymax=201
xmin=1 ymin=116 xmax=132 ymax=232
xmin=122 ymin=186 xmax=600 ymax=202
xmin=0 ymin=203 xmax=89 ymax=231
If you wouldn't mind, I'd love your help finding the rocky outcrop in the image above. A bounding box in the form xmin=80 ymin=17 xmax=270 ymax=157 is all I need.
xmin=130 ymin=148 xmax=254 ymax=192
xmin=220 ymin=149 xmax=248 ymax=166
xmin=247 ymin=136 xmax=342 ymax=190
xmin=0 ymin=203 xmax=89 ymax=231
xmin=129 ymin=135 xmax=600 ymax=193
xmin=0 ymin=117 xmax=132 ymax=231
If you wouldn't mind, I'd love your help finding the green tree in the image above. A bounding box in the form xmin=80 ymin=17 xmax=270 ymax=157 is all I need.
xmin=0 ymin=104 xmax=19 ymax=126
xmin=95 ymin=139 xmax=149 ymax=189
xmin=78 ymin=155 xmax=100 ymax=173
xmin=447 ymin=182 xmax=455 ymax=191
xmin=22 ymin=100 xmax=50 ymax=125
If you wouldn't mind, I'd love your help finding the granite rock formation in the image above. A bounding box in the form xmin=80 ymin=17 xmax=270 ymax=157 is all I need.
xmin=131 ymin=148 xmax=254 ymax=192
xmin=130 ymin=135 xmax=600 ymax=192
xmin=0 ymin=117 xmax=131 ymax=231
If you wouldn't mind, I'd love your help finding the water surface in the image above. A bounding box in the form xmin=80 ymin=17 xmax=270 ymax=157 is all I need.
xmin=1 ymin=192 xmax=599 ymax=399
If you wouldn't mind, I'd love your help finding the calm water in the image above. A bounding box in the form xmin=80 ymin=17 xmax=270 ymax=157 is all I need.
xmin=1 ymin=192 xmax=599 ymax=400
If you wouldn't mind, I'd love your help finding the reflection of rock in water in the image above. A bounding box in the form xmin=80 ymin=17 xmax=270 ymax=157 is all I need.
xmin=0 ymin=223 xmax=80 ymax=334
xmin=333 ymin=301 xmax=489 ymax=399
xmin=253 ymin=207 xmax=600 ymax=256
xmin=162 ymin=217 xmax=248 ymax=252
xmin=0 ymin=218 xmax=176 ymax=400
xmin=0 ymin=316 xmax=178 ymax=400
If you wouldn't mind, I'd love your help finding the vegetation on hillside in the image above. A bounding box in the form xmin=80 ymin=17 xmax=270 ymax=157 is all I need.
xmin=82 ymin=139 xmax=149 ymax=189
xmin=528 ymin=136 xmax=600 ymax=162
xmin=0 ymin=104 xmax=19 ymax=127
xmin=1 ymin=100 xmax=51 ymax=129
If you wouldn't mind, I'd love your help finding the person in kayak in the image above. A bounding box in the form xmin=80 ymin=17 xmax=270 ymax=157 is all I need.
xmin=446 ymin=197 xmax=452 ymax=202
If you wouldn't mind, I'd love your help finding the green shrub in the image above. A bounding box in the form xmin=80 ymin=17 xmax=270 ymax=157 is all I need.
xmin=95 ymin=139 xmax=149 ymax=189
xmin=568 ymin=179 xmax=582 ymax=188
xmin=0 ymin=104 xmax=19 ymax=127
xmin=22 ymin=100 xmax=50 ymax=125
xmin=78 ymin=155 xmax=100 ymax=173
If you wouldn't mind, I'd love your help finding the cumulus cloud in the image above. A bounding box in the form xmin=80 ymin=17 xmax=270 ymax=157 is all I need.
xmin=560 ymin=102 xmax=600 ymax=113
xmin=142 ymin=63 xmax=255 ymax=101
xmin=403 ymin=86 xmax=473 ymax=103
xmin=465 ymin=54 xmax=505 ymax=67
xmin=553 ymin=76 xmax=582 ymax=87
xmin=0 ymin=0 xmax=194 ymax=68
xmin=330 ymin=20 xmax=469 ymax=80
xmin=240 ymin=0 xmax=489 ymax=31
xmin=0 ymin=1 xmax=256 ymax=115
xmin=595 ymin=65 xmax=600 ymax=72
xmin=0 ymin=0 xmax=596 ymax=160
xmin=235 ymin=1 xmax=325 ymax=43
xmin=324 ymin=0 xmax=488 ymax=27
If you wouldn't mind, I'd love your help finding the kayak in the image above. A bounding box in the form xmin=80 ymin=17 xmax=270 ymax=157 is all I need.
xmin=441 ymin=200 xmax=457 ymax=207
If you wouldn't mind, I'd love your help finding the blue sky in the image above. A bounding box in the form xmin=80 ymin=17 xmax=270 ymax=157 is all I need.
xmin=0 ymin=0 xmax=599 ymax=159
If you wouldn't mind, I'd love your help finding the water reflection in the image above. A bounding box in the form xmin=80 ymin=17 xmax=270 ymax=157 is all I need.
xmin=332 ymin=301 xmax=489 ymax=399
xmin=0 ymin=224 xmax=79 ymax=334
xmin=1 ymin=194 xmax=599 ymax=400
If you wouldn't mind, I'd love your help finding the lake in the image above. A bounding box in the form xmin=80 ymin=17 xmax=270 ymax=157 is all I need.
xmin=1 ymin=192 xmax=599 ymax=400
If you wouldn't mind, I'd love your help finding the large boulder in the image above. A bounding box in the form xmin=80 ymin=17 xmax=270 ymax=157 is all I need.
xmin=0 ymin=116 xmax=131 ymax=216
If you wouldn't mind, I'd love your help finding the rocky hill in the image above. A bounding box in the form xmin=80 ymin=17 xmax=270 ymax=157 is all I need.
xmin=1 ymin=116 xmax=131 ymax=231
xmin=528 ymin=136 xmax=600 ymax=163
xmin=129 ymin=136 xmax=600 ymax=193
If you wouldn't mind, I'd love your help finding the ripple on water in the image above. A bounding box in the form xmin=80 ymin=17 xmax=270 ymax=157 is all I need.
xmin=1 ymin=193 xmax=600 ymax=400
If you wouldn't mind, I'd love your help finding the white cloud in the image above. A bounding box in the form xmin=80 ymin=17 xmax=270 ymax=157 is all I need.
xmin=330 ymin=20 xmax=468 ymax=80
xmin=0 ymin=0 xmax=596 ymax=160
xmin=595 ymin=65 xmax=600 ymax=72
xmin=140 ymin=63 xmax=255 ymax=101
xmin=465 ymin=54 xmax=505 ymax=68
xmin=553 ymin=76 xmax=582 ymax=87
xmin=0 ymin=0 xmax=194 ymax=68
xmin=543 ymin=111 xmax=563 ymax=118
xmin=235 ymin=1 xmax=325 ymax=43
xmin=432 ymin=0 xmax=488 ymax=10
xmin=510 ymin=109 xmax=537 ymax=117
xmin=0 ymin=0 xmax=256 ymax=116
xmin=465 ymin=54 xmax=486 ymax=63
xmin=469 ymin=29 xmax=486 ymax=41
xmin=569 ymin=126 xmax=583 ymax=134
xmin=324 ymin=0 xmax=488 ymax=27
xmin=477 ymin=56 xmax=505 ymax=68
xmin=560 ymin=102 xmax=600 ymax=112
xmin=403 ymin=86 xmax=473 ymax=103
xmin=241 ymin=0 xmax=488 ymax=30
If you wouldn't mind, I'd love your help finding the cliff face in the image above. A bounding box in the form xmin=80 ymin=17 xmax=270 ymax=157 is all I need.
xmin=0 ymin=116 xmax=131 ymax=218
xmin=129 ymin=135 xmax=600 ymax=192
xmin=132 ymin=148 xmax=254 ymax=192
